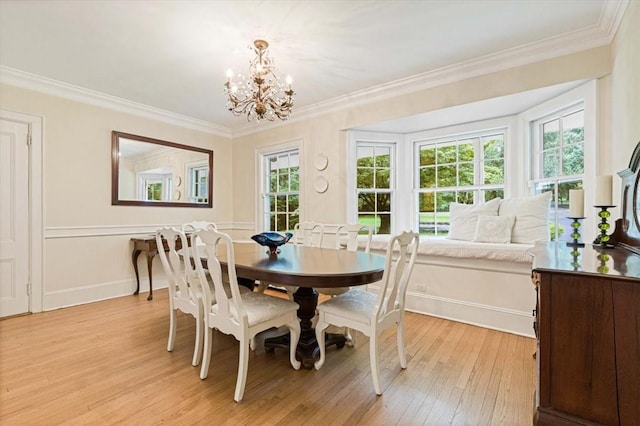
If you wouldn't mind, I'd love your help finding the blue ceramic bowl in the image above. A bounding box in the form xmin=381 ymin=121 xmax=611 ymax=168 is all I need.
xmin=251 ymin=232 xmax=293 ymax=254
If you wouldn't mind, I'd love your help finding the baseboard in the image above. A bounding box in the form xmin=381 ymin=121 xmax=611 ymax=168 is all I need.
xmin=43 ymin=278 xmax=169 ymax=311
xmin=404 ymin=291 xmax=535 ymax=338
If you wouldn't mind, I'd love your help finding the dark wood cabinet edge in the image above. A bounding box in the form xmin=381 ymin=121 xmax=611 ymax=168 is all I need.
xmin=535 ymin=407 xmax=604 ymax=426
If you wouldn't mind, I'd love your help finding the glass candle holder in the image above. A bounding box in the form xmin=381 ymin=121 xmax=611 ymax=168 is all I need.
xmin=566 ymin=217 xmax=585 ymax=247
xmin=593 ymin=206 xmax=615 ymax=247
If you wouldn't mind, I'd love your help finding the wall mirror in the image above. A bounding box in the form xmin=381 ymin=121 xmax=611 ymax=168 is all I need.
xmin=111 ymin=131 xmax=213 ymax=207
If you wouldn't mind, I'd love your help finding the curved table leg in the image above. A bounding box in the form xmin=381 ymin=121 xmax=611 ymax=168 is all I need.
xmin=146 ymin=251 xmax=156 ymax=301
xmin=132 ymin=249 xmax=142 ymax=295
xmin=264 ymin=287 xmax=347 ymax=369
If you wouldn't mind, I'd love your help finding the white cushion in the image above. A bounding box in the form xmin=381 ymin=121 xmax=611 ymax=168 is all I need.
xmin=498 ymin=192 xmax=551 ymax=244
xmin=447 ymin=197 xmax=501 ymax=241
xmin=474 ymin=215 xmax=515 ymax=244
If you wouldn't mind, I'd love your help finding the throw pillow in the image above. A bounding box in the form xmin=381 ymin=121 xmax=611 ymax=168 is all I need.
xmin=447 ymin=197 xmax=501 ymax=241
xmin=498 ymin=192 xmax=552 ymax=244
xmin=474 ymin=215 xmax=515 ymax=244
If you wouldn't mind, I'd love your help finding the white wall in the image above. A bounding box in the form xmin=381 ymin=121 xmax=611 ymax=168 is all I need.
xmin=0 ymin=84 xmax=233 ymax=309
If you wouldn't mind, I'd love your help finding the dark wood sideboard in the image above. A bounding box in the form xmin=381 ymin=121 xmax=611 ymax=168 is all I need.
xmin=530 ymin=243 xmax=640 ymax=425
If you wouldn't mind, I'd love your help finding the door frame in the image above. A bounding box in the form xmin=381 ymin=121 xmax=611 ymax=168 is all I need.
xmin=1 ymin=109 xmax=43 ymax=313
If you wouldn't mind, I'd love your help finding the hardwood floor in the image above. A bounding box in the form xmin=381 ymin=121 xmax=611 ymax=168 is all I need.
xmin=0 ymin=289 xmax=536 ymax=425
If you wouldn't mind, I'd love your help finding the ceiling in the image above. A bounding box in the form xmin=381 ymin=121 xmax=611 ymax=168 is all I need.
xmin=0 ymin=1 xmax=626 ymax=135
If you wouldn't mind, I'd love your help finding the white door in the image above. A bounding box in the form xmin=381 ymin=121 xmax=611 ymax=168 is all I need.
xmin=0 ymin=119 xmax=30 ymax=317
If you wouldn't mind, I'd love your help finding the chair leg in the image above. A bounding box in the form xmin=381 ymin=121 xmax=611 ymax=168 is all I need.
xmin=345 ymin=327 xmax=356 ymax=347
xmin=288 ymin=320 xmax=301 ymax=370
xmin=370 ymin=332 xmax=382 ymax=395
xmin=192 ymin=308 xmax=203 ymax=367
xmin=234 ymin=338 xmax=250 ymax=402
xmin=397 ymin=317 xmax=407 ymax=369
xmin=200 ymin=328 xmax=213 ymax=380
xmin=167 ymin=308 xmax=177 ymax=352
xmin=313 ymin=317 xmax=328 ymax=370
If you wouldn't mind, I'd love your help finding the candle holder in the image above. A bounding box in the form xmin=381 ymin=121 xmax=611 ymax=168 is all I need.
xmin=592 ymin=205 xmax=615 ymax=247
xmin=566 ymin=217 xmax=585 ymax=247
xmin=570 ymin=247 xmax=581 ymax=271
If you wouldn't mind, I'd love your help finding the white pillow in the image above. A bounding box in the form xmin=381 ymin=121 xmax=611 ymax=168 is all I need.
xmin=474 ymin=215 xmax=515 ymax=243
xmin=447 ymin=197 xmax=501 ymax=241
xmin=498 ymin=192 xmax=552 ymax=244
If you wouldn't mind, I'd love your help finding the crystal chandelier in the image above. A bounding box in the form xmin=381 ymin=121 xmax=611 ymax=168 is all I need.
xmin=224 ymin=40 xmax=295 ymax=122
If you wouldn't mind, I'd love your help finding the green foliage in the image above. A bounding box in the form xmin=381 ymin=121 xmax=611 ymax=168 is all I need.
xmin=549 ymin=222 xmax=565 ymax=241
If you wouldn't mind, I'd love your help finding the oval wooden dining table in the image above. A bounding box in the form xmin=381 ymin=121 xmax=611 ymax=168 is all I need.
xmin=217 ymin=242 xmax=386 ymax=369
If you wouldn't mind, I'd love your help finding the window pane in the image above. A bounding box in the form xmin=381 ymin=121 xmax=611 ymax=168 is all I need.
xmin=483 ymin=136 xmax=504 ymax=159
xmin=278 ymin=173 xmax=289 ymax=192
xmin=289 ymin=214 xmax=299 ymax=231
xmin=458 ymin=163 xmax=474 ymax=186
xmin=358 ymin=192 xmax=374 ymax=212
xmin=562 ymin=141 xmax=584 ymax=175
xmin=375 ymin=168 xmax=391 ymax=188
xmin=269 ymin=213 xmax=276 ymax=231
xmin=276 ymin=214 xmax=287 ymax=231
xmin=276 ymin=195 xmax=286 ymax=212
xmin=357 ymin=146 xmax=374 ymax=166
xmin=437 ymin=165 xmax=456 ymax=187
xmin=357 ymin=168 xmax=374 ymax=189
xmin=420 ymin=147 xmax=436 ymax=166
xmin=563 ymin=110 xmax=584 ymax=143
xmin=269 ymin=171 xmax=277 ymax=192
xmin=542 ymin=119 xmax=560 ymax=150
xmin=483 ymin=189 xmax=504 ymax=201
xmin=290 ymin=171 xmax=299 ymax=191
xmin=374 ymin=147 xmax=391 ymax=167
xmin=436 ymin=191 xmax=456 ymax=212
xmin=376 ymin=193 xmax=391 ymax=212
xmin=419 ymin=166 xmax=435 ymax=188
xmin=376 ymin=214 xmax=391 ymax=234
xmin=437 ymin=145 xmax=456 ymax=164
xmin=418 ymin=192 xmax=434 ymax=212
xmin=267 ymin=195 xmax=276 ymax=212
xmin=458 ymin=140 xmax=475 ymax=162
xmin=483 ymin=159 xmax=504 ymax=184
xmin=457 ymin=191 xmax=474 ymax=204
xmin=543 ymin=150 xmax=559 ymax=178
xmin=419 ymin=212 xmax=436 ymax=236
xmin=288 ymin=194 xmax=299 ymax=212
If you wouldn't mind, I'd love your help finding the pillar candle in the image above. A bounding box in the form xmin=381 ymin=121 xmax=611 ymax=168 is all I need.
xmin=595 ymin=175 xmax=613 ymax=206
xmin=569 ymin=189 xmax=584 ymax=217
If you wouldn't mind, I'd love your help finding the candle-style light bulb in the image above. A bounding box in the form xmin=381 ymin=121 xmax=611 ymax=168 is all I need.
xmin=286 ymin=75 xmax=293 ymax=89
xmin=226 ymin=69 xmax=234 ymax=82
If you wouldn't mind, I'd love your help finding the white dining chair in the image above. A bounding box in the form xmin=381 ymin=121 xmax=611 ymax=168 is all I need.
xmin=314 ymin=230 xmax=420 ymax=395
xmin=191 ymin=228 xmax=301 ymax=402
xmin=317 ymin=223 xmax=373 ymax=344
xmin=155 ymin=227 xmax=203 ymax=367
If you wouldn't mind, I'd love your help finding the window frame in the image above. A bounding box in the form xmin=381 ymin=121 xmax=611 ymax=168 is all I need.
xmin=348 ymin=132 xmax=404 ymax=235
xmin=521 ymin=80 xmax=597 ymax=242
xmin=413 ymin=127 xmax=507 ymax=236
xmin=256 ymin=140 xmax=303 ymax=233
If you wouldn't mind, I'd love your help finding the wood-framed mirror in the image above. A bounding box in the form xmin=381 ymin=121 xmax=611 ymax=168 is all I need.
xmin=111 ymin=131 xmax=213 ymax=207
xmin=611 ymin=140 xmax=640 ymax=253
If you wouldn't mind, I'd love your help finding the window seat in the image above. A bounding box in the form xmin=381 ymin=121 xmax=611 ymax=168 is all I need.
xmin=365 ymin=235 xmax=536 ymax=338
xmin=369 ymin=235 xmax=533 ymax=264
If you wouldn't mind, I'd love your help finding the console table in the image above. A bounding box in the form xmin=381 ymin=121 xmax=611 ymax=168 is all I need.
xmin=130 ymin=235 xmax=182 ymax=300
xmin=530 ymin=242 xmax=640 ymax=425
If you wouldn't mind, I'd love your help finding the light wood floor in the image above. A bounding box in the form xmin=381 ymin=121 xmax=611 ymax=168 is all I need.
xmin=0 ymin=289 xmax=536 ymax=425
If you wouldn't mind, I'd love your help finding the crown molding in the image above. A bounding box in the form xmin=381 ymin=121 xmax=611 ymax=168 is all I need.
xmin=0 ymin=66 xmax=232 ymax=138
xmin=232 ymin=1 xmax=628 ymax=138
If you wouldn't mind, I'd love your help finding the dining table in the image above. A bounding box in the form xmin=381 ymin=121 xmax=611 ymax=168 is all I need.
xmin=217 ymin=242 xmax=386 ymax=369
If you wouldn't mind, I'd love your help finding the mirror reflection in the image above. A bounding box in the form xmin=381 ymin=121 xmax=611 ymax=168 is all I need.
xmin=111 ymin=131 xmax=213 ymax=207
